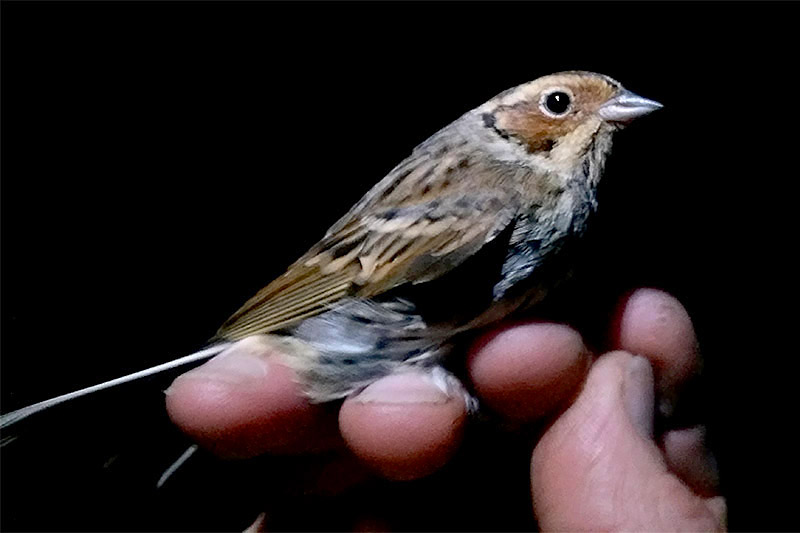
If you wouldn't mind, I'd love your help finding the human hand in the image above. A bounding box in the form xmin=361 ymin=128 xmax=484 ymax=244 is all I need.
xmin=165 ymin=288 xmax=725 ymax=531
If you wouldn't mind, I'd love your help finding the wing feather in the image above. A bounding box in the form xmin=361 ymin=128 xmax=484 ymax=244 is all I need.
xmin=215 ymin=188 xmax=521 ymax=341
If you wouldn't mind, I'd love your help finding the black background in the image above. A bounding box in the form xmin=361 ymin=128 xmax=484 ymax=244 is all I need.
xmin=1 ymin=1 xmax=798 ymax=531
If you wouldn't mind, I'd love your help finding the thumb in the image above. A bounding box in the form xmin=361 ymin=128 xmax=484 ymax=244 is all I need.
xmin=531 ymin=351 xmax=726 ymax=531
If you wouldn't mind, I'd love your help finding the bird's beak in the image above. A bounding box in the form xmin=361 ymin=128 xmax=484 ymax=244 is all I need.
xmin=598 ymin=89 xmax=662 ymax=123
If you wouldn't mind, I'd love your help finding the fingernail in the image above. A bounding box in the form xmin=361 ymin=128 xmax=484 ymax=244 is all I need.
xmin=353 ymin=372 xmax=453 ymax=404
xmin=175 ymin=350 xmax=270 ymax=386
xmin=623 ymin=355 xmax=655 ymax=438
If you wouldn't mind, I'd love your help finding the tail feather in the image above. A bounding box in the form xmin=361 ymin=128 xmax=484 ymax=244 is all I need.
xmin=157 ymin=444 xmax=200 ymax=489
xmin=0 ymin=343 xmax=232 ymax=431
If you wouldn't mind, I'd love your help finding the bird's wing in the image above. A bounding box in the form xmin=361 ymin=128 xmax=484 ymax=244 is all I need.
xmin=214 ymin=189 xmax=521 ymax=341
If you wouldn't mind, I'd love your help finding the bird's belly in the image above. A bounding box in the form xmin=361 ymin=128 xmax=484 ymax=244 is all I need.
xmin=281 ymin=298 xmax=451 ymax=402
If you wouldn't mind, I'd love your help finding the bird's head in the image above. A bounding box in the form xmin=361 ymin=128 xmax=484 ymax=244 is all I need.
xmin=478 ymin=71 xmax=662 ymax=171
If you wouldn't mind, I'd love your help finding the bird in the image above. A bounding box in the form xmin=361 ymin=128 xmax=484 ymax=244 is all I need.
xmin=0 ymin=71 xmax=661 ymax=428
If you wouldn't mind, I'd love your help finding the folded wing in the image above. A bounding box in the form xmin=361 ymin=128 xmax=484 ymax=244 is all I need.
xmin=215 ymin=190 xmax=520 ymax=340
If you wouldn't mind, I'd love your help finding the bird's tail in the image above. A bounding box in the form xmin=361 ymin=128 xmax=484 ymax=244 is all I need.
xmin=0 ymin=343 xmax=232 ymax=432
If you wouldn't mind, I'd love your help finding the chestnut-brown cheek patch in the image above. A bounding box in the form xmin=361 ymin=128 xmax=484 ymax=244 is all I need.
xmin=482 ymin=76 xmax=618 ymax=154
xmin=493 ymin=103 xmax=577 ymax=154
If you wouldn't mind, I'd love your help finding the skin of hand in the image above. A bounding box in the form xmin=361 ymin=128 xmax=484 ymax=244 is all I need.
xmin=166 ymin=288 xmax=725 ymax=531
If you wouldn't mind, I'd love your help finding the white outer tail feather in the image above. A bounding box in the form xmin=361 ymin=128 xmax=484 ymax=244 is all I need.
xmin=0 ymin=343 xmax=232 ymax=430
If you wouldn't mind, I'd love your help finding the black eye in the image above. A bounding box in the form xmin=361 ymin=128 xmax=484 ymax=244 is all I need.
xmin=543 ymin=91 xmax=571 ymax=115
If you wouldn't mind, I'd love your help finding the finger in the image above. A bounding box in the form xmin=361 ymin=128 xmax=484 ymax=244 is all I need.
xmin=165 ymin=336 xmax=340 ymax=458
xmin=531 ymin=351 xmax=726 ymax=531
xmin=611 ymin=289 xmax=720 ymax=496
xmin=610 ymin=288 xmax=701 ymax=403
xmin=662 ymin=425 xmax=720 ymax=498
xmin=339 ymin=369 xmax=468 ymax=481
xmin=468 ymin=322 xmax=591 ymax=421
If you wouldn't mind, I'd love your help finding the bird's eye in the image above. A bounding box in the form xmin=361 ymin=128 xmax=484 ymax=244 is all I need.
xmin=541 ymin=90 xmax=572 ymax=116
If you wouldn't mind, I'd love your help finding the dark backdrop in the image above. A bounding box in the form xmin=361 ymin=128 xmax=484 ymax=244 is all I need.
xmin=1 ymin=2 xmax=797 ymax=531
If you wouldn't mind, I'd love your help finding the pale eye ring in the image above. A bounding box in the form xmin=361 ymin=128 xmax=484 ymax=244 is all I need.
xmin=540 ymin=89 xmax=573 ymax=117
